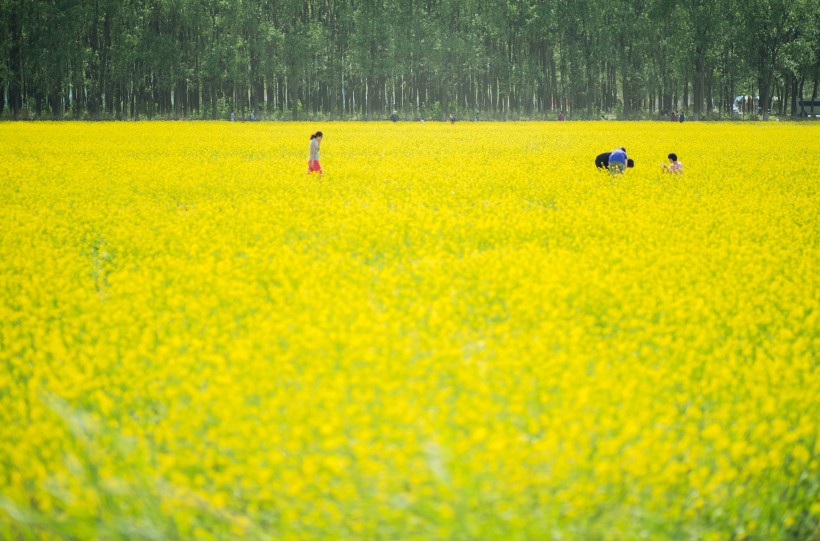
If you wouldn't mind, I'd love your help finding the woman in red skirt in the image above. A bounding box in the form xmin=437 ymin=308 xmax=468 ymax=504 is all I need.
xmin=308 ymin=131 xmax=323 ymax=174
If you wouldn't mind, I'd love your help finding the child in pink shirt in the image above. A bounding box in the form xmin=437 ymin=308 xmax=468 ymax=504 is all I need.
xmin=662 ymin=153 xmax=683 ymax=174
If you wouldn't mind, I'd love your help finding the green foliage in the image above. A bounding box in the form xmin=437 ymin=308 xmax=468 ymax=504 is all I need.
xmin=431 ymin=100 xmax=442 ymax=120
xmin=0 ymin=0 xmax=819 ymax=119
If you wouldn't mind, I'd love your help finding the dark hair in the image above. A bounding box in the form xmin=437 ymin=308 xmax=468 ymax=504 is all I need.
xmin=621 ymin=147 xmax=626 ymax=152
xmin=310 ymin=131 xmax=323 ymax=140
xmin=627 ymin=158 xmax=635 ymax=168
xmin=668 ymin=153 xmax=677 ymax=161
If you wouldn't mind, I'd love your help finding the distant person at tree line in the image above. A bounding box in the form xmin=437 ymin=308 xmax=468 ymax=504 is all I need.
xmin=662 ymin=153 xmax=684 ymax=174
xmin=308 ymin=131 xmax=323 ymax=175
xmin=595 ymin=148 xmax=634 ymax=174
xmin=390 ymin=111 xmax=399 ymax=122
xmin=449 ymin=112 xmax=456 ymax=124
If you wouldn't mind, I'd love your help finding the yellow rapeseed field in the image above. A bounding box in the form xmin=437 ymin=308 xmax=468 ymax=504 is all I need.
xmin=0 ymin=120 xmax=818 ymax=540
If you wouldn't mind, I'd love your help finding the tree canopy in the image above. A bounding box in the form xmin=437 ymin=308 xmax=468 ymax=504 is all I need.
xmin=2 ymin=0 xmax=819 ymax=120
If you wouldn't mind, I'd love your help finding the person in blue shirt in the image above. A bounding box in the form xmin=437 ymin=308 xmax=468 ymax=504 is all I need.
xmin=595 ymin=148 xmax=634 ymax=173
xmin=608 ymin=147 xmax=628 ymax=174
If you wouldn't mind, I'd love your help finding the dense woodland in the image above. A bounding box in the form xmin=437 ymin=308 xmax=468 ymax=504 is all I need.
xmin=2 ymin=0 xmax=819 ymax=120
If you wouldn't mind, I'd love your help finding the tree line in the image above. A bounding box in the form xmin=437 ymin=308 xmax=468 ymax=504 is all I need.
xmin=2 ymin=0 xmax=819 ymax=121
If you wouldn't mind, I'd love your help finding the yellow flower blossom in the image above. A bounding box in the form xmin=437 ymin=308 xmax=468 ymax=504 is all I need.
xmin=0 ymin=121 xmax=818 ymax=540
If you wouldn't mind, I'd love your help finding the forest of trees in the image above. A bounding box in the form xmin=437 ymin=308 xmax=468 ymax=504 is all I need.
xmin=2 ymin=0 xmax=819 ymax=120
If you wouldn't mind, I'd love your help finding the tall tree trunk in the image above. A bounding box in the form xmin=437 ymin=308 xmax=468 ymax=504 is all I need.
xmin=706 ymin=69 xmax=714 ymax=115
xmin=175 ymin=81 xmax=183 ymax=118
xmin=87 ymin=0 xmax=101 ymax=119
xmin=693 ymin=48 xmax=704 ymax=120
xmin=789 ymin=75 xmax=800 ymax=116
xmin=620 ymin=38 xmax=629 ymax=120
xmin=758 ymin=62 xmax=773 ymax=120
xmin=49 ymin=85 xmax=61 ymax=118
xmin=9 ymin=2 xmax=23 ymax=119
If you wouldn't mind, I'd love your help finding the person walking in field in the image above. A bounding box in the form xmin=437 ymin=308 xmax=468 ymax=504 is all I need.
xmin=308 ymin=131 xmax=323 ymax=175
xmin=595 ymin=148 xmax=634 ymax=172
xmin=662 ymin=152 xmax=684 ymax=174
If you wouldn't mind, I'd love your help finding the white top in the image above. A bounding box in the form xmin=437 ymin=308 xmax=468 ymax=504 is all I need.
xmin=309 ymin=139 xmax=320 ymax=161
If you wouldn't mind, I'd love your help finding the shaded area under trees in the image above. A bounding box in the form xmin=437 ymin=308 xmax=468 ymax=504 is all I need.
xmin=2 ymin=0 xmax=819 ymax=120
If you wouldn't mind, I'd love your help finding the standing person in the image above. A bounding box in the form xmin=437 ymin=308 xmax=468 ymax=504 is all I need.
xmin=308 ymin=131 xmax=323 ymax=175
xmin=449 ymin=112 xmax=456 ymax=124
xmin=662 ymin=153 xmax=684 ymax=174
xmin=596 ymin=149 xmax=635 ymax=171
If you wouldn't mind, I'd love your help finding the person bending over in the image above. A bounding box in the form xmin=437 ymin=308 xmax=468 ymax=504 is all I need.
xmin=595 ymin=148 xmax=634 ymax=172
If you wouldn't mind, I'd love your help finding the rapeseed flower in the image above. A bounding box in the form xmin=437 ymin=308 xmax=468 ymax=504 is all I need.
xmin=0 ymin=120 xmax=817 ymax=540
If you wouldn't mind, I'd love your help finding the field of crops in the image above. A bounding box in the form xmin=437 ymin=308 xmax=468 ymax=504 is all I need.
xmin=1 ymin=120 xmax=818 ymax=540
